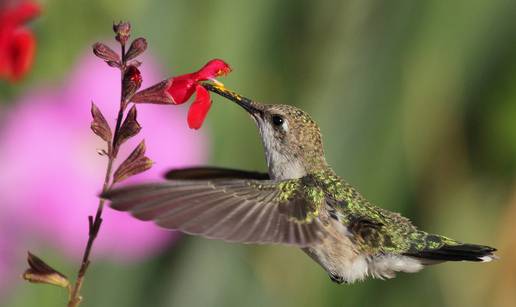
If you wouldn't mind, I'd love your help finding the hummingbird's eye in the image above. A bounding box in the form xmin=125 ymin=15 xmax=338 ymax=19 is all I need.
xmin=271 ymin=115 xmax=284 ymax=127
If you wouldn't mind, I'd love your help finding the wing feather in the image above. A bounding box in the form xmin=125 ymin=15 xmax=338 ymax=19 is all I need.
xmin=103 ymin=178 xmax=325 ymax=246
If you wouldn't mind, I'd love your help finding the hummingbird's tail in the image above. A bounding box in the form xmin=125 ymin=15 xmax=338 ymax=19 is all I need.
xmin=405 ymin=243 xmax=497 ymax=263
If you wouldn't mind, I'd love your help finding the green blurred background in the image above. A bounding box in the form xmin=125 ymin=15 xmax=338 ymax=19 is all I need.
xmin=3 ymin=0 xmax=516 ymax=306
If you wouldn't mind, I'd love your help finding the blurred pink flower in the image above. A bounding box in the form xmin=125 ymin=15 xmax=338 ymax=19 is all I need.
xmin=0 ymin=232 xmax=12 ymax=291
xmin=0 ymin=51 xmax=208 ymax=276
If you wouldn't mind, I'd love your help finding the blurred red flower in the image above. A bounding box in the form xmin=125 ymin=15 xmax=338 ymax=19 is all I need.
xmin=0 ymin=2 xmax=40 ymax=82
xmin=132 ymin=59 xmax=232 ymax=129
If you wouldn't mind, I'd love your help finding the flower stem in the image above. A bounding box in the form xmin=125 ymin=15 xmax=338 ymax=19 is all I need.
xmin=67 ymin=44 xmax=128 ymax=307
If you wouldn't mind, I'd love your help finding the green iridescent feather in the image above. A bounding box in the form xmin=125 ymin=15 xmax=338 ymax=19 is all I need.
xmin=311 ymin=169 xmax=461 ymax=255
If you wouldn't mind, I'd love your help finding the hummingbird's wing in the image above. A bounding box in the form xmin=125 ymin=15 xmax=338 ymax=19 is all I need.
xmin=163 ymin=167 xmax=270 ymax=180
xmin=103 ymin=178 xmax=325 ymax=246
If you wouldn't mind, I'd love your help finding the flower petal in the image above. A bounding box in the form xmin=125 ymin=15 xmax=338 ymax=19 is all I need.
xmin=0 ymin=2 xmax=40 ymax=82
xmin=187 ymin=85 xmax=212 ymax=129
xmin=195 ymin=59 xmax=232 ymax=81
xmin=1 ymin=2 xmax=40 ymax=26
xmin=6 ymin=27 xmax=35 ymax=81
xmin=166 ymin=74 xmax=197 ymax=104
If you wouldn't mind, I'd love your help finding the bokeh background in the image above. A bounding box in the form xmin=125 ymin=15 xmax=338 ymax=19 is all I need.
xmin=1 ymin=0 xmax=516 ymax=306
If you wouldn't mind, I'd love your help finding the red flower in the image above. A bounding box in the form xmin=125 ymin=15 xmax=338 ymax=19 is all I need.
xmin=0 ymin=2 xmax=40 ymax=82
xmin=132 ymin=59 xmax=231 ymax=129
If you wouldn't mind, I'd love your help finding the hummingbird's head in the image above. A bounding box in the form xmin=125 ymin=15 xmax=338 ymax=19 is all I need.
xmin=205 ymin=84 xmax=327 ymax=180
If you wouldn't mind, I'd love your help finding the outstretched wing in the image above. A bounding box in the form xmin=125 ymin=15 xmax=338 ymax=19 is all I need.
xmin=103 ymin=178 xmax=326 ymax=246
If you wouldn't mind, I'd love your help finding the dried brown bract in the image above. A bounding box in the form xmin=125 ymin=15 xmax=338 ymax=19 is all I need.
xmin=131 ymin=79 xmax=174 ymax=104
xmin=23 ymin=252 xmax=70 ymax=289
xmin=90 ymin=102 xmax=112 ymax=142
xmin=113 ymin=140 xmax=153 ymax=183
xmin=114 ymin=105 xmax=141 ymax=154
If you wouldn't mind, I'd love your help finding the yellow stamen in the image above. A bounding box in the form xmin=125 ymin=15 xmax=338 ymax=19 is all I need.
xmin=209 ymin=78 xmax=225 ymax=88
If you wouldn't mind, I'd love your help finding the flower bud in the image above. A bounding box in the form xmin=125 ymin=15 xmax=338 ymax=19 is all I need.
xmin=113 ymin=21 xmax=131 ymax=46
xmin=125 ymin=38 xmax=147 ymax=61
xmin=92 ymin=42 xmax=120 ymax=63
xmin=122 ymin=65 xmax=142 ymax=102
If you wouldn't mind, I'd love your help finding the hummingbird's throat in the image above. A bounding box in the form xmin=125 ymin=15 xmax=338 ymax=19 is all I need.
xmin=258 ymin=125 xmax=308 ymax=180
xmin=267 ymin=150 xmax=307 ymax=180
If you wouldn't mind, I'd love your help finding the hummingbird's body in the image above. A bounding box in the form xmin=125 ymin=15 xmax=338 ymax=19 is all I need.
xmin=104 ymin=84 xmax=496 ymax=284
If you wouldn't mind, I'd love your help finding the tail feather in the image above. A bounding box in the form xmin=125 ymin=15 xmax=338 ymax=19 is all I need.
xmin=405 ymin=243 xmax=497 ymax=262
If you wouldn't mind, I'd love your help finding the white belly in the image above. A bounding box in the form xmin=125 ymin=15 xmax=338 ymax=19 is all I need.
xmin=302 ymin=220 xmax=424 ymax=283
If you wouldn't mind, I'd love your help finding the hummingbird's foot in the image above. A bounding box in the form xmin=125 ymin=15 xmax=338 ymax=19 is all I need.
xmin=329 ymin=273 xmax=346 ymax=284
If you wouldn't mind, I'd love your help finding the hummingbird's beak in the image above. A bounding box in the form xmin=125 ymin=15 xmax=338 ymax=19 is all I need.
xmin=202 ymin=83 xmax=263 ymax=117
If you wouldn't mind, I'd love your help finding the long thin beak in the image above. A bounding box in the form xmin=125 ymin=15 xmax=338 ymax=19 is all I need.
xmin=202 ymin=83 xmax=263 ymax=116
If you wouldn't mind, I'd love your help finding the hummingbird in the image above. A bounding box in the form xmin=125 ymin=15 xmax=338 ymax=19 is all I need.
xmin=103 ymin=83 xmax=497 ymax=284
